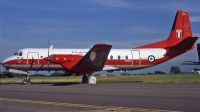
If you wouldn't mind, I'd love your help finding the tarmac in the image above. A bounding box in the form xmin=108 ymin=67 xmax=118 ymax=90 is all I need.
xmin=1 ymin=82 xmax=200 ymax=112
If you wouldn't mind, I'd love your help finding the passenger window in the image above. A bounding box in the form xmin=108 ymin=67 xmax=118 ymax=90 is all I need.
xmin=110 ymin=55 xmax=113 ymax=59
xmin=118 ymin=55 xmax=121 ymax=59
xmin=125 ymin=55 xmax=128 ymax=59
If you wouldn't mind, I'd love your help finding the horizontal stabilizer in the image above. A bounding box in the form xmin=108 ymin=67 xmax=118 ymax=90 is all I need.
xmin=182 ymin=61 xmax=200 ymax=65
xmin=164 ymin=36 xmax=198 ymax=57
xmin=168 ymin=36 xmax=198 ymax=50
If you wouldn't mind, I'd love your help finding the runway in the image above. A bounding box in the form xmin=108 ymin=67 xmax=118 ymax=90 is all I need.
xmin=0 ymin=82 xmax=200 ymax=112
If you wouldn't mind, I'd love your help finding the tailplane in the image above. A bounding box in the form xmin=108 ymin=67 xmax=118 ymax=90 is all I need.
xmin=135 ymin=10 xmax=196 ymax=49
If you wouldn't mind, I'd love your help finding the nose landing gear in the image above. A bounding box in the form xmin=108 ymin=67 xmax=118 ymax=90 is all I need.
xmin=23 ymin=75 xmax=30 ymax=85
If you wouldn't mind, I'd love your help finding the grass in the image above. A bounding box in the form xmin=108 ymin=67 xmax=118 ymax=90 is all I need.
xmin=0 ymin=76 xmax=82 ymax=83
xmin=97 ymin=74 xmax=200 ymax=83
xmin=1 ymin=74 xmax=200 ymax=83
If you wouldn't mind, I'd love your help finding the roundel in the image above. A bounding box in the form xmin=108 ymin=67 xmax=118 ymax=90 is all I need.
xmin=148 ymin=55 xmax=155 ymax=62
xmin=90 ymin=51 xmax=96 ymax=61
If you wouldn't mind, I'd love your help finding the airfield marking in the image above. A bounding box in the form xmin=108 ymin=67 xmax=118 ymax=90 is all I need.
xmin=0 ymin=97 xmax=182 ymax=112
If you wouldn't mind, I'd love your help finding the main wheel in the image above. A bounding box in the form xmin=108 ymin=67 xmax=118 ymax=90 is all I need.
xmin=88 ymin=75 xmax=96 ymax=84
xmin=82 ymin=75 xmax=88 ymax=83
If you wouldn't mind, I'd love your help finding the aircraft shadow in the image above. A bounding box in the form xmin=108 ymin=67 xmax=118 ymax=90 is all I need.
xmin=51 ymin=82 xmax=81 ymax=86
xmin=0 ymin=82 xmax=82 ymax=86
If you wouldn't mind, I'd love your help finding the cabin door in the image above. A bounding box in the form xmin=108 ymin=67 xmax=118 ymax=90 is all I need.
xmin=131 ymin=50 xmax=141 ymax=65
xmin=27 ymin=52 xmax=39 ymax=66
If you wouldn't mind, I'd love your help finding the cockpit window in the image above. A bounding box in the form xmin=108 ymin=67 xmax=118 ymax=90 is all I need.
xmin=14 ymin=52 xmax=18 ymax=56
xmin=14 ymin=51 xmax=23 ymax=56
xmin=19 ymin=51 xmax=23 ymax=56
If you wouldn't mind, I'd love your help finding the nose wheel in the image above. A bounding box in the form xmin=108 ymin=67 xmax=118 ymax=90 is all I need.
xmin=23 ymin=75 xmax=30 ymax=85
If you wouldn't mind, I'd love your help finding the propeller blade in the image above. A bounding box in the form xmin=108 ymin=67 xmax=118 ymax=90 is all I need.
xmin=48 ymin=39 xmax=50 ymax=73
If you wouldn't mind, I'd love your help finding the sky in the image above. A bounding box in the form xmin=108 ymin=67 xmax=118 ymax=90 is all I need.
xmin=0 ymin=0 xmax=200 ymax=74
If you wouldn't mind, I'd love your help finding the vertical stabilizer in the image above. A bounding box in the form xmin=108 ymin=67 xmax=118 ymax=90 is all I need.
xmin=167 ymin=10 xmax=192 ymax=46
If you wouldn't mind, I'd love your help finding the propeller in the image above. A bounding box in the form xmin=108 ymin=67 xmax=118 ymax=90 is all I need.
xmin=47 ymin=39 xmax=50 ymax=72
xmin=43 ymin=39 xmax=50 ymax=72
xmin=42 ymin=39 xmax=54 ymax=73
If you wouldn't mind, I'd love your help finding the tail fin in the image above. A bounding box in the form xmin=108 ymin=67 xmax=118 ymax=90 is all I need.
xmin=135 ymin=10 xmax=194 ymax=49
xmin=167 ymin=10 xmax=192 ymax=46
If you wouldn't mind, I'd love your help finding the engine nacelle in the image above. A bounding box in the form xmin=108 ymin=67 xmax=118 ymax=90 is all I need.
xmin=9 ymin=69 xmax=28 ymax=75
xmin=49 ymin=54 xmax=82 ymax=64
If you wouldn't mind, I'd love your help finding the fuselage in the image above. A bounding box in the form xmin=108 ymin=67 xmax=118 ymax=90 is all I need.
xmin=3 ymin=47 xmax=168 ymax=72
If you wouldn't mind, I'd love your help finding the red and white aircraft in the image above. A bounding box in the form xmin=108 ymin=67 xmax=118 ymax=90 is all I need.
xmin=2 ymin=10 xmax=198 ymax=83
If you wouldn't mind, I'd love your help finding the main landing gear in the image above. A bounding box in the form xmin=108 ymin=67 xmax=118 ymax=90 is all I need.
xmin=82 ymin=74 xmax=96 ymax=84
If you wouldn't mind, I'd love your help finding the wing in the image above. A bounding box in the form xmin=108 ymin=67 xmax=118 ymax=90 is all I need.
xmin=61 ymin=43 xmax=112 ymax=74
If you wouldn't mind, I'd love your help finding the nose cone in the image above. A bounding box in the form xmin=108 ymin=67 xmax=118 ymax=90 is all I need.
xmin=1 ymin=59 xmax=6 ymax=67
xmin=2 ymin=56 xmax=12 ymax=67
xmin=2 ymin=56 xmax=13 ymax=70
xmin=1 ymin=59 xmax=6 ymax=68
